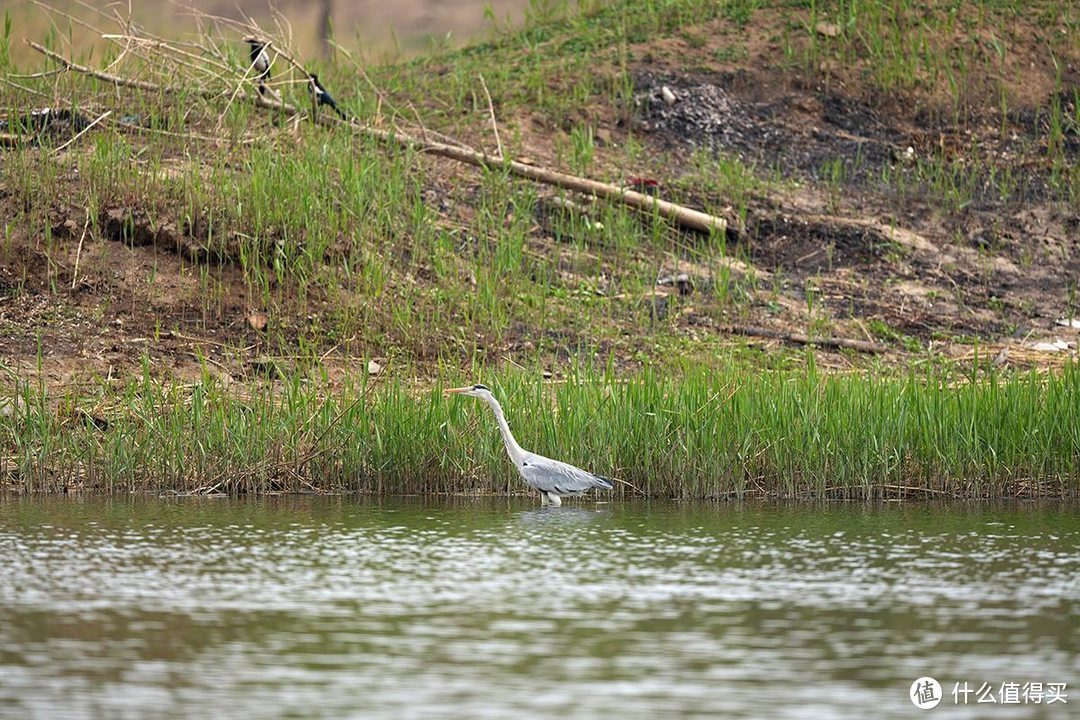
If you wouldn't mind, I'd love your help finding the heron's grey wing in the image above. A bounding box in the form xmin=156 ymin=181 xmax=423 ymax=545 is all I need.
xmin=520 ymin=456 xmax=613 ymax=495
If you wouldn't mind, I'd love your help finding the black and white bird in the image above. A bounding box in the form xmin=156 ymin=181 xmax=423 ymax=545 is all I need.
xmin=308 ymin=73 xmax=348 ymax=120
xmin=244 ymin=38 xmax=272 ymax=96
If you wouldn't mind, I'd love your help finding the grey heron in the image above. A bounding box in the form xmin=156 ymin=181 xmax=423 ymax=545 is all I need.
xmin=445 ymin=384 xmax=614 ymax=506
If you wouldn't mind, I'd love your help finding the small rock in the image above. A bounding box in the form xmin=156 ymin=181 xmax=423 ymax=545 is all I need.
xmin=1028 ymin=340 xmax=1071 ymax=352
xmin=1055 ymin=318 xmax=1080 ymax=330
xmin=594 ymin=127 xmax=612 ymax=146
xmin=815 ymin=21 xmax=841 ymax=37
xmin=247 ymin=312 xmax=269 ymax=332
xmin=661 ymin=85 xmax=677 ymax=105
xmin=367 ymin=360 xmax=382 ymax=375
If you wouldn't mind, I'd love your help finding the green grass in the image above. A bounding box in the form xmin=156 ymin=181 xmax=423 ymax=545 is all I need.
xmin=4 ymin=361 xmax=1079 ymax=497
xmin=3 ymin=1 xmax=1080 ymax=497
xmin=1 ymin=0 xmax=765 ymax=368
xmin=2 ymin=0 xmax=1076 ymax=333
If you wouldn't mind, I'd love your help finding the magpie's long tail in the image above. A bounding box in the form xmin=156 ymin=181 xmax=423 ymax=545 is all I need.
xmin=332 ymin=105 xmax=348 ymax=121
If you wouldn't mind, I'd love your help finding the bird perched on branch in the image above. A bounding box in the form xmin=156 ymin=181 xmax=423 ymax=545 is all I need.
xmin=244 ymin=38 xmax=273 ymax=96
xmin=445 ymin=384 xmax=615 ymax=507
xmin=308 ymin=73 xmax=347 ymax=120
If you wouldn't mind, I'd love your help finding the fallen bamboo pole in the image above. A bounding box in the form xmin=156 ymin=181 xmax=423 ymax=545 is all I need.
xmin=27 ymin=39 xmax=735 ymax=237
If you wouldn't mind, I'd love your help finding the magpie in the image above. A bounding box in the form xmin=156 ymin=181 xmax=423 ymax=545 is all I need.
xmin=309 ymin=73 xmax=348 ymax=120
xmin=245 ymin=38 xmax=272 ymax=96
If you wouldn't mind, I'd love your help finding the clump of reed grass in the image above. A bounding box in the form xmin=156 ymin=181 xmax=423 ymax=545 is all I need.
xmin=3 ymin=362 xmax=1078 ymax=499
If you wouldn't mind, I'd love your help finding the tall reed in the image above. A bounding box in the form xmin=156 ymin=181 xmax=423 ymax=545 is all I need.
xmin=3 ymin=363 xmax=1078 ymax=498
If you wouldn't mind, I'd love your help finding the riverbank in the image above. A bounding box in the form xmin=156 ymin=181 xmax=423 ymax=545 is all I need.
xmin=4 ymin=364 xmax=1078 ymax=497
xmin=2 ymin=0 xmax=1079 ymax=496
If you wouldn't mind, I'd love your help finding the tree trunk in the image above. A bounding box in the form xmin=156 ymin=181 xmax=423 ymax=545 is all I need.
xmin=319 ymin=0 xmax=333 ymax=59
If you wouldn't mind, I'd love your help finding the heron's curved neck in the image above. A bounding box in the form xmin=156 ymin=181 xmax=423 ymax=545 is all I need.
xmin=484 ymin=395 xmax=525 ymax=465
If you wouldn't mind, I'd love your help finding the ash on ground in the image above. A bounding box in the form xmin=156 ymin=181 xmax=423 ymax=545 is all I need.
xmin=633 ymin=74 xmax=900 ymax=185
xmin=634 ymin=81 xmax=775 ymax=151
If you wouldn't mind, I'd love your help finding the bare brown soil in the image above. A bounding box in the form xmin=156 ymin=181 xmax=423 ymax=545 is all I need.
xmin=616 ymin=10 xmax=1080 ymax=362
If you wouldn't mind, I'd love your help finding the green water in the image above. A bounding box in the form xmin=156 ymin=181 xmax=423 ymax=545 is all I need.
xmin=0 ymin=497 xmax=1076 ymax=719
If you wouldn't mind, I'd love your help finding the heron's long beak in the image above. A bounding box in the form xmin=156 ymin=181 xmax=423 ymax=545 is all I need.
xmin=444 ymin=386 xmax=472 ymax=396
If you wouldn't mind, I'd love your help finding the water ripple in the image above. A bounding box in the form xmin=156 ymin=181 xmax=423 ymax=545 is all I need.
xmin=0 ymin=498 xmax=1077 ymax=719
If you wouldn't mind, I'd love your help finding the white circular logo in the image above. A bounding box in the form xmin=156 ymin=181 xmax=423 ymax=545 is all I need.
xmin=910 ymin=677 xmax=942 ymax=709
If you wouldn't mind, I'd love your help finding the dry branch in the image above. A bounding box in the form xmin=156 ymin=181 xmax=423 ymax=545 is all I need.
xmin=70 ymin=209 xmax=90 ymax=289
xmin=30 ymin=40 xmax=189 ymax=94
xmin=26 ymin=39 xmax=737 ymax=239
xmin=52 ymin=109 xmax=110 ymax=153
xmin=478 ymin=73 xmax=503 ymax=160
xmin=725 ymin=325 xmax=887 ymax=354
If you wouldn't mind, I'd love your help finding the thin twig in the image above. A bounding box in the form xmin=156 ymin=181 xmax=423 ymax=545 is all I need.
xmin=53 ymin=110 xmax=111 ymax=154
xmin=100 ymin=34 xmax=236 ymax=75
xmin=111 ymin=117 xmax=261 ymax=144
xmin=609 ymin=475 xmax=646 ymax=497
xmin=405 ymin=101 xmax=430 ymax=143
xmin=216 ymin=39 xmax=265 ymax=130
xmin=1 ymin=77 xmax=52 ymax=99
xmin=27 ymin=40 xmax=289 ymax=112
xmin=478 ymin=74 xmax=503 ymax=160
xmin=10 ymin=68 xmax=65 ymax=79
xmin=71 ymin=209 xmax=90 ymax=290
xmin=29 ymin=40 xmax=183 ymax=93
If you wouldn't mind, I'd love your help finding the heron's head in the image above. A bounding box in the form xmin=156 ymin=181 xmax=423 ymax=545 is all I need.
xmin=444 ymin=383 xmax=493 ymax=400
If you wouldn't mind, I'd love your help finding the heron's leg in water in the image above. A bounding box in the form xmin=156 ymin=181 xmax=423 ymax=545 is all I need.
xmin=546 ymin=492 xmax=562 ymax=507
xmin=540 ymin=492 xmax=549 ymax=506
